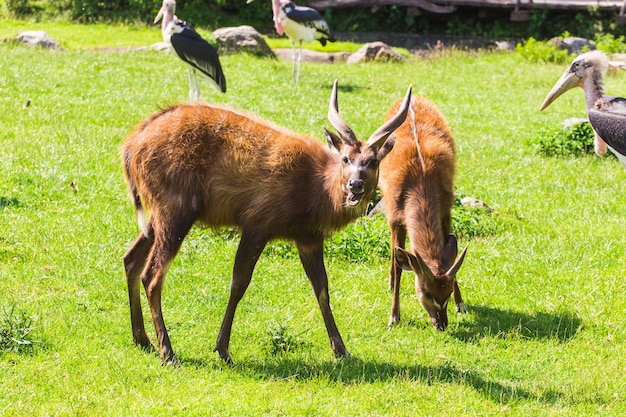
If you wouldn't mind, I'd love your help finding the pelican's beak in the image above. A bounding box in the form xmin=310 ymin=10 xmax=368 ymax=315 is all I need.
xmin=154 ymin=6 xmax=165 ymax=24
xmin=540 ymin=69 xmax=583 ymax=111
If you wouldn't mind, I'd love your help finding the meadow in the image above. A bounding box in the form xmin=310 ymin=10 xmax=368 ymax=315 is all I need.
xmin=1 ymin=22 xmax=625 ymax=416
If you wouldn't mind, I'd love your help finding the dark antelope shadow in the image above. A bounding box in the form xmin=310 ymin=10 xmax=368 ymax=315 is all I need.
xmin=179 ymin=355 xmax=564 ymax=406
xmin=178 ymin=304 xmax=582 ymax=405
xmin=448 ymin=304 xmax=583 ymax=343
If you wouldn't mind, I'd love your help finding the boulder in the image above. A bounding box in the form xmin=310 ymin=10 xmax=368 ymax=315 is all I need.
xmin=347 ymin=41 xmax=405 ymax=64
xmin=17 ymin=31 xmax=61 ymax=49
xmin=549 ymin=36 xmax=595 ymax=55
xmin=212 ymin=25 xmax=275 ymax=57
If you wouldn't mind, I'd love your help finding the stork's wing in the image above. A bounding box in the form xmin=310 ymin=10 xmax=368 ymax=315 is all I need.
xmin=285 ymin=6 xmax=332 ymax=38
xmin=588 ymin=97 xmax=626 ymax=156
xmin=171 ymin=29 xmax=227 ymax=93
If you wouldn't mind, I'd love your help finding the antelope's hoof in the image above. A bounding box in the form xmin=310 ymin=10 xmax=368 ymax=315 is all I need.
xmin=134 ymin=336 xmax=156 ymax=353
xmin=456 ymin=302 xmax=467 ymax=314
xmin=214 ymin=346 xmax=233 ymax=364
xmin=160 ymin=350 xmax=177 ymax=366
xmin=387 ymin=316 xmax=400 ymax=329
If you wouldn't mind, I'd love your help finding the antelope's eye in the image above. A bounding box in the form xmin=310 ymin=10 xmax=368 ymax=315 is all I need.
xmin=342 ymin=156 xmax=350 ymax=164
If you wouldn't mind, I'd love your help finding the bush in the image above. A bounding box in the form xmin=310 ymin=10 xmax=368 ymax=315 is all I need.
xmin=452 ymin=195 xmax=500 ymax=240
xmin=516 ymin=37 xmax=571 ymax=64
xmin=264 ymin=322 xmax=307 ymax=356
xmin=529 ymin=121 xmax=595 ymax=157
xmin=3 ymin=0 xmax=32 ymax=16
xmin=594 ymin=33 xmax=626 ymax=54
xmin=0 ymin=305 xmax=35 ymax=354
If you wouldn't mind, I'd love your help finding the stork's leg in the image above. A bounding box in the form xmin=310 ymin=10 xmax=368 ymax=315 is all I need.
xmin=187 ymin=68 xmax=195 ymax=102
xmin=290 ymin=40 xmax=297 ymax=83
xmin=295 ymin=41 xmax=303 ymax=85
xmin=193 ymin=71 xmax=201 ymax=102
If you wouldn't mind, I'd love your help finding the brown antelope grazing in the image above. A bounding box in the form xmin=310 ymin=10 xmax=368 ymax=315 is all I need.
xmin=121 ymin=81 xmax=412 ymax=363
xmin=378 ymin=95 xmax=467 ymax=330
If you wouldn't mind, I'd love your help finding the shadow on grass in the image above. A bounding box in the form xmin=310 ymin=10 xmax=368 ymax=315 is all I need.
xmin=449 ymin=304 xmax=583 ymax=343
xmin=178 ymin=304 xmax=582 ymax=405
xmin=228 ymin=356 xmax=563 ymax=406
xmin=181 ymin=351 xmax=563 ymax=406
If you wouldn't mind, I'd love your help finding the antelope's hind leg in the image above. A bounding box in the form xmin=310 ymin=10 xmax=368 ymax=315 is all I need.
xmin=123 ymin=228 xmax=155 ymax=351
xmin=140 ymin=212 xmax=198 ymax=363
xmin=453 ymin=281 xmax=466 ymax=314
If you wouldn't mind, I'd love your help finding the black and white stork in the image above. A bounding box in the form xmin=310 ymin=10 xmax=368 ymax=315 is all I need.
xmin=541 ymin=50 xmax=626 ymax=167
xmin=249 ymin=0 xmax=334 ymax=84
xmin=154 ymin=0 xmax=226 ymax=101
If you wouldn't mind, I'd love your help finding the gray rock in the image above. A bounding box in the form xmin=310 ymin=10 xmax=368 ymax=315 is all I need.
xmin=347 ymin=41 xmax=405 ymax=64
xmin=212 ymin=25 xmax=275 ymax=57
xmin=549 ymin=36 xmax=595 ymax=55
xmin=17 ymin=31 xmax=61 ymax=49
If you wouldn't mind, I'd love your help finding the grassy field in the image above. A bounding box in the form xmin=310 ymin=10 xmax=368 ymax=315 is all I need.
xmin=1 ymin=22 xmax=626 ymax=416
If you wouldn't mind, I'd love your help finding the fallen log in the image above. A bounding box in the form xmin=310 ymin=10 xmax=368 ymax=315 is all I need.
xmin=307 ymin=0 xmax=456 ymax=14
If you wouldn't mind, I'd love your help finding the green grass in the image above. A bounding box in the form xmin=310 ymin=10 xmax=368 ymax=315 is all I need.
xmin=1 ymin=22 xmax=626 ymax=416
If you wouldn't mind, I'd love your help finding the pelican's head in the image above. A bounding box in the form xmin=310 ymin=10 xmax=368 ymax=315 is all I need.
xmin=540 ymin=50 xmax=609 ymax=111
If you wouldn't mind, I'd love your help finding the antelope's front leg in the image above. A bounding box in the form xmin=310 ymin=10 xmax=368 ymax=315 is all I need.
xmin=388 ymin=225 xmax=406 ymax=327
xmin=214 ymin=232 xmax=267 ymax=363
xmin=297 ymin=241 xmax=351 ymax=359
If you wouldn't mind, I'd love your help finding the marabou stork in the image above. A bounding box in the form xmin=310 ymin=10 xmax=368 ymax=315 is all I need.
xmin=541 ymin=50 xmax=626 ymax=167
xmin=249 ymin=0 xmax=334 ymax=84
xmin=154 ymin=0 xmax=226 ymax=101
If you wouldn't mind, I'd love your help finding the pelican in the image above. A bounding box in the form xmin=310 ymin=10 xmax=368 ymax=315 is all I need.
xmin=541 ymin=50 xmax=626 ymax=167
xmin=155 ymin=0 xmax=226 ymax=101
xmin=248 ymin=0 xmax=334 ymax=84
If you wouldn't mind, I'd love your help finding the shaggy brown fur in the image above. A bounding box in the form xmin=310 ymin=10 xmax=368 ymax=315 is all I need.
xmin=121 ymin=83 xmax=411 ymax=363
xmin=379 ymin=95 xmax=467 ymax=330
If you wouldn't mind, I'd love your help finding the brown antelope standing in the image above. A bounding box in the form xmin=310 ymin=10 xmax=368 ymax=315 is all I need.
xmin=378 ymin=95 xmax=467 ymax=330
xmin=121 ymin=81 xmax=412 ymax=363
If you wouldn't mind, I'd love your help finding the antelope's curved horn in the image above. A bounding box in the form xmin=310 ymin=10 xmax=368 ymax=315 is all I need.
xmin=414 ymin=249 xmax=435 ymax=283
xmin=327 ymin=80 xmax=358 ymax=144
xmin=366 ymin=85 xmax=412 ymax=149
xmin=446 ymin=245 xmax=468 ymax=277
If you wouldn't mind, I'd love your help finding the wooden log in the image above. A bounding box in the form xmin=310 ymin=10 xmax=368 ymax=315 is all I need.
xmin=308 ymin=0 xmax=456 ymax=14
xmin=308 ymin=0 xmax=623 ymax=12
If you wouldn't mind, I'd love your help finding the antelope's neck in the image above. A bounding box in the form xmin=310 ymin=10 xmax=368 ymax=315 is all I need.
xmin=406 ymin=199 xmax=446 ymax=272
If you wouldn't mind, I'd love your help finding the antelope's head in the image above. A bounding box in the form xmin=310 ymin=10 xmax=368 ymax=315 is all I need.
xmin=394 ymin=234 xmax=468 ymax=330
xmin=324 ymin=80 xmax=412 ymax=208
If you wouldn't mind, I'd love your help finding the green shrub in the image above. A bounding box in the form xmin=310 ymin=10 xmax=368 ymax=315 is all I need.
xmin=516 ymin=37 xmax=571 ymax=64
xmin=529 ymin=121 xmax=595 ymax=157
xmin=3 ymin=0 xmax=31 ymax=16
xmin=594 ymin=33 xmax=626 ymax=53
xmin=452 ymin=195 xmax=500 ymax=240
xmin=0 ymin=305 xmax=35 ymax=354
xmin=264 ymin=322 xmax=307 ymax=356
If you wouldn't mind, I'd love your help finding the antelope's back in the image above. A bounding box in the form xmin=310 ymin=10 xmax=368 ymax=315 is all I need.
xmin=379 ymin=95 xmax=456 ymax=190
xmin=121 ymin=103 xmax=332 ymax=231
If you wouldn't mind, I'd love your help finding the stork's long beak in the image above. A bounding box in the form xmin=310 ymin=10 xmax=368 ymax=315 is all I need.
xmin=154 ymin=6 xmax=165 ymax=23
xmin=540 ymin=69 xmax=583 ymax=111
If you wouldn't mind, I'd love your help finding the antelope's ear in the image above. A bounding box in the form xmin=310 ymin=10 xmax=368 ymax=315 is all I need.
xmin=324 ymin=128 xmax=343 ymax=154
xmin=376 ymin=133 xmax=396 ymax=161
xmin=443 ymin=234 xmax=459 ymax=266
xmin=394 ymin=247 xmax=416 ymax=271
